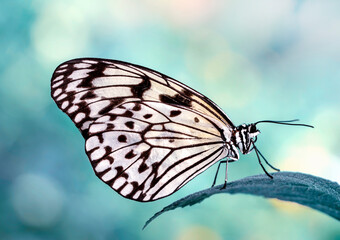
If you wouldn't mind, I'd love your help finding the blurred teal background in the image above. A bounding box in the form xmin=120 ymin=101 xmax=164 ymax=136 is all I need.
xmin=1 ymin=0 xmax=340 ymax=239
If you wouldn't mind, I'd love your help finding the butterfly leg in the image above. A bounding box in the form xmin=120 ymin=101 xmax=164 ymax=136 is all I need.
xmin=255 ymin=147 xmax=280 ymax=172
xmin=220 ymin=160 xmax=228 ymax=190
xmin=211 ymin=160 xmax=227 ymax=188
xmin=253 ymin=143 xmax=273 ymax=179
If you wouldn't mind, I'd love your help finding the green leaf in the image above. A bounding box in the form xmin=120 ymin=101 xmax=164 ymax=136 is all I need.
xmin=143 ymin=171 xmax=340 ymax=229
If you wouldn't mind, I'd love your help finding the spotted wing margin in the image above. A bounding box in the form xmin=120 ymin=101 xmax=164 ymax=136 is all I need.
xmin=51 ymin=58 xmax=235 ymax=138
xmin=85 ymin=101 xmax=233 ymax=202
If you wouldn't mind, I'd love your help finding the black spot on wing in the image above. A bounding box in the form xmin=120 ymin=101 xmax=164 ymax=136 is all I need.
xmin=98 ymin=99 xmax=124 ymax=115
xmin=122 ymin=110 xmax=133 ymax=118
xmin=114 ymin=166 xmax=124 ymax=176
xmin=125 ymin=150 xmax=136 ymax=159
xmin=132 ymin=102 xmax=141 ymax=111
xmin=125 ymin=121 xmax=134 ymax=129
xmin=138 ymin=162 xmax=148 ymax=173
xmin=107 ymin=123 xmax=115 ymax=130
xmin=80 ymin=91 xmax=97 ymax=100
xmin=77 ymin=79 xmax=94 ymax=88
xmin=182 ymin=88 xmax=193 ymax=97
xmin=170 ymin=110 xmax=181 ymax=117
xmin=143 ymin=114 xmax=152 ymax=119
xmin=131 ymin=75 xmax=151 ymax=98
xmin=159 ymin=94 xmax=192 ymax=107
xmin=98 ymin=134 xmax=104 ymax=143
xmin=140 ymin=149 xmax=151 ymax=160
xmin=104 ymin=145 xmax=112 ymax=154
xmin=109 ymin=114 xmax=118 ymax=121
xmin=118 ymin=135 xmax=127 ymax=142
xmin=120 ymin=172 xmax=129 ymax=179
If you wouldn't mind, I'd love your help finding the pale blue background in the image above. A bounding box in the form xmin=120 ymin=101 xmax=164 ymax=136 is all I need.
xmin=1 ymin=0 xmax=340 ymax=239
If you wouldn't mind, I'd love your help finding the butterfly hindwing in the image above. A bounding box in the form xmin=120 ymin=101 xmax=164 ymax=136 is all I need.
xmin=85 ymin=101 xmax=229 ymax=201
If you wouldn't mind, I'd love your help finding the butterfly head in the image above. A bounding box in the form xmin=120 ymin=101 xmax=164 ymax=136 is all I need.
xmin=234 ymin=124 xmax=260 ymax=154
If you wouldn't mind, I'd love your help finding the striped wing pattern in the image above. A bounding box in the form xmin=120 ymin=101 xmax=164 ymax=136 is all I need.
xmin=51 ymin=58 xmax=237 ymax=201
xmin=86 ymin=101 xmax=230 ymax=201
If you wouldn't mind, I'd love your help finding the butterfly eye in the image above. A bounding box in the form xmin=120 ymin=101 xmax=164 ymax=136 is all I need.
xmin=250 ymin=124 xmax=257 ymax=133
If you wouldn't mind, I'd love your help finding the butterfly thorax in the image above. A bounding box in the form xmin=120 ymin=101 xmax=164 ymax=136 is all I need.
xmin=231 ymin=124 xmax=260 ymax=155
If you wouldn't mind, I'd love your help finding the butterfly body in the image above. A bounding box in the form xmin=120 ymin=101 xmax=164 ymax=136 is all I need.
xmin=232 ymin=124 xmax=260 ymax=155
xmin=51 ymin=58 xmax=276 ymax=201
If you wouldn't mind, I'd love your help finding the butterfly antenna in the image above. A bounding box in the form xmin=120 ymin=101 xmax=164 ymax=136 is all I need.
xmin=252 ymin=142 xmax=273 ymax=179
xmin=255 ymin=119 xmax=314 ymax=128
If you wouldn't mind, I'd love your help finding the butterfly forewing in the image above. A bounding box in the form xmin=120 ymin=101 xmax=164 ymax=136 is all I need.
xmin=51 ymin=58 xmax=235 ymax=137
xmin=51 ymin=58 xmax=237 ymax=201
xmin=85 ymin=101 xmax=228 ymax=201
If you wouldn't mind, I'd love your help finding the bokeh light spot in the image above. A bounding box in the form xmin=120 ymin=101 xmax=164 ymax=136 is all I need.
xmin=11 ymin=173 xmax=64 ymax=227
xmin=270 ymin=199 xmax=308 ymax=216
xmin=176 ymin=225 xmax=222 ymax=240
xmin=279 ymin=143 xmax=340 ymax=184
xmin=32 ymin=1 xmax=90 ymax=62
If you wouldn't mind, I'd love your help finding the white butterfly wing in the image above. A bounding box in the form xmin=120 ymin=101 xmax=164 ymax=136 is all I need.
xmin=51 ymin=58 xmax=235 ymax=137
xmin=86 ymin=101 xmax=230 ymax=201
xmin=51 ymin=58 xmax=237 ymax=201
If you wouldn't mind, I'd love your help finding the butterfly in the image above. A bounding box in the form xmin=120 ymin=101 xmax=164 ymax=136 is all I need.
xmin=51 ymin=58 xmax=312 ymax=202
